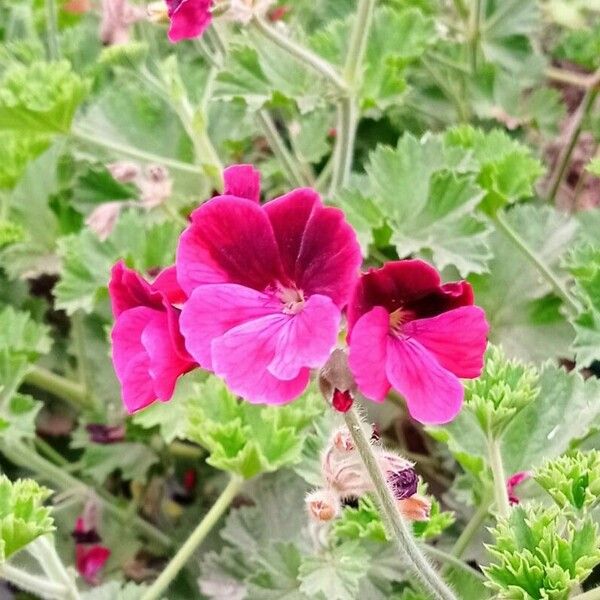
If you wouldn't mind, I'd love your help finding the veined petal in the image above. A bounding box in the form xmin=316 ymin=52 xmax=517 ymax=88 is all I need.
xmin=119 ymin=353 xmax=157 ymax=413
xmin=166 ymin=0 xmax=212 ymax=43
xmin=152 ymin=265 xmax=187 ymax=304
xmin=403 ymin=306 xmax=489 ymax=378
xmin=265 ymin=189 xmax=361 ymax=308
xmin=348 ymin=307 xmax=390 ymax=402
xmin=223 ymin=164 xmax=261 ymax=202
xmin=179 ymin=283 xmax=280 ymax=370
xmin=176 ymin=196 xmax=284 ymax=295
xmin=212 ymin=314 xmax=310 ymax=404
xmin=109 ymin=261 xmax=161 ymax=317
xmin=386 ymin=337 xmax=463 ymax=425
xmin=268 ymin=294 xmax=340 ymax=380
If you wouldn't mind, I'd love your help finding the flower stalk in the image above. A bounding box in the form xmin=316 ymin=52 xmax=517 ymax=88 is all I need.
xmin=343 ymin=405 xmax=458 ymax=600
xmin=0 ymin=563 xmax=68 ymax=600
xmin=141 ymin=475 xmax=244 ymax=600
xmin=486 ymin=436 xmax=510 ymax=518
xmin=45 ymin=0 xmax=60 ymax=61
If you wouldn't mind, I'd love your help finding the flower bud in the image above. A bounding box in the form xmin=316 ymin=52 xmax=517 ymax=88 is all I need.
xmin=388 ymin=467 xmax=418 ymax=500
xmin=318 ymin=349 xmax=356 ymax=411
xmin=306 ymin=489 xmax=341 ymax=522
xmin=331 ymin=427 xmax=354 ymax=452
xmin=398 ymin=495 xmax=431 ymax=521
xmin=108 ymin=161 xmax=140 ymax=183
xmin=85 ymin=202 xmax=123 ymax=241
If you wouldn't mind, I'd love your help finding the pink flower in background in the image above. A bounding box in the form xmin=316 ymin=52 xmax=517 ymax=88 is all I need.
xmin=100 ymin=0 xmax=145 ymax=46
xmin=165 ymin=0 xmax=213 ymax=42
xmin=72 ymin=505 xmax=110 ymax=585
xmin=507 ymin=471 xmax=531 ymax=505
xmin=178 ymin=164 xmax=361 ymax=405
xmin=348 ymin=260 xmax=488 ymax=425
xmin=109 ymin=261 xmax=195 ymax=413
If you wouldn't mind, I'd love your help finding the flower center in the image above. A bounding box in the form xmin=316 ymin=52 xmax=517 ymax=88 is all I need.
xmin=278 ymin=286 xmax=305 ymax=315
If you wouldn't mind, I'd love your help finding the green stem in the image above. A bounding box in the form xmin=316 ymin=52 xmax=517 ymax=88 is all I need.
xmin=546 ymin=67 xmax=596 ymax=89
xmin=342 ymin=0 xmax=376 ymax=85
xmin=448 ymin=496 xmax=492 ymax=561
xmin=23 ymin=365 xmax=93 ymax=411
xmin=344 ymin=406 xmax=457 ymax=600
xmin=487 ymin=436 xmax=510 ymax=519
xmin=45 ymin=0 xmax=59 ymax=61
xmin=0 ymin=563 xmax=68 ymax=600
xmin=468 ymin=0 xmax=481 ymax=73
xmin=141 ymin=476 xmax=244 ymax=600
xmin=494 ymin=211 xmax=580 ymax=315
xmin=71 ymin=127 xmax=202 ymax=176
xmin=256 ymin=109 xmax=309 ymax=187
xmin=1 ymin=439 xmax=172 ymax=550
xmin=329 ymin=96 xmax=358 ymax=196
xmin=29 ymin=537 xmax=80 ymax=600
xmin=423 ymin=545 xmax=485 ymax=581
xmin=546 ymin=69 xmax=600 ymax=204
xmin=452 ymin=0 xmax=469 ymax=19
xmin=252 ymin=18 xmax=348 ymax=94
xmin=572 ymin=587 xmax=600 ymax=600
xmin=34 ymin=437 xmax=69 ymax=467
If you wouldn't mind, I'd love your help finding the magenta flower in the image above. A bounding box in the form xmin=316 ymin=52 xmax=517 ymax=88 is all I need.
xmin=178 ymin=164 xmax=361 ymax=405
xmin=109 ymin=261 xmax=195 ymax=413
xmin=164 ymin=0 xmax=212 ymax=43
xmin=507 ymin=471 xmax=531 ymax=505
xmin=347 ymin=259 xmax=488 ymax=425
xmin=72 ymin=515 xmax=110 ymax=585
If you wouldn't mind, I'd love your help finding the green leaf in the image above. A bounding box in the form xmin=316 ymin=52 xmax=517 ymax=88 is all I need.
xmin=186 ymin=377 xmax=323 ymax=479
xmin=0 ymin=131 xmax=49 ymax=190
xmin=535 ymin=450 xmax=600 ymax=512
xmin=484 ymin=505 xmax=600 ymax=599
xmin=469 ymin=204 xmax=577 ymax=362
xmin=554 ymin=23 xmax=600 ymax=70
xmin=0 ymin=351 xmax=30 ymax=405
xmin=333 ymin=497 xmax=387 ymax=543
xmin=463 ymin=345 xmax=540 ymax=437
xmin=0 ymin=394 xmax=42 ymax=441
xmin=81 ymin=581 xmax=147 ymax=600
xmin=298 ymin=542 xmax=370 ymax=600
xmin=367 ymin=134 xmax=491 ymax=275
xmin=73 ymin=162 xmax=138 ymax=205
xmin=0 ymin=306 xmax=51 ymax=359
xmin=0 ymin=219 xmax=25 ymax=249
xmin=54 ymin=210 xmax=180 ymax=314
xmin=586 ymin=157 xmax=600 ymax=177
xmin=0 ymin=60 xmax=88 ymax=134
xmin=0 ymin=475 xmax=54 ymax=561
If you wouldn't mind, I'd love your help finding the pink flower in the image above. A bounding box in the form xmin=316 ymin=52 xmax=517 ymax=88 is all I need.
xmin=165 ymin=0 xmax=212 ymax=43
xmin=109 ymin=261 xmax=195 ymax=413
xmin=507 ymin=471 xmax=531 ymax=505
xmin=348 ymin=260 xmax=488 ymax=425
xmin=72 ymin=510 xmax=110 ymax=585
xmin=178 ymin=164 xmax=361 ymax=405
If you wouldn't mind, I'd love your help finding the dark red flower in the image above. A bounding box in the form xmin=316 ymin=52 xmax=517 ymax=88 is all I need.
xmin=332 ymin=389 xmax=353 ymax=412
xmin=86 ymin=424 xmax=125 ymax=444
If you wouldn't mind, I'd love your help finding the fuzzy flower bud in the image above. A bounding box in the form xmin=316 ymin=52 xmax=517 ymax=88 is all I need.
xmin=306 ymin=489 xmax=341 ymax=522
xmin=108 ymin=161 xmax=140 ymax=183
xmin=398 ymin=495 xmax=431 ymax=521
xmin=318 ymin=349 xmax=356 ymax=412
xmin=388 ymin=467 xmax=419 ymax=500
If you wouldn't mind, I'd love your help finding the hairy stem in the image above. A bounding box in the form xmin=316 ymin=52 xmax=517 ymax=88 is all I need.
xmin=23 ymin=365 xmax=94 ymax=412
xmin=71 ymin=127 xmax=202 ymax=176
xmin=29 ymin=537 xmax=80 ymax=600
xmin=45 ymin=0 xmax=59 ymax=61
xmin=1 ymin=439 xmax=172 ymax=550
xmin=344 ymin=406 xmax=458 ymax=600
xmin=546 ymin=69 xmax=600 ymax=204
xmin=141 ymin=476 xmax=244 ymax=600
xmin=487 ymin=437 xmax=510 ymax=519
xmin=494 ymin=211 xmax=580 ymax=315
xmin=0 ymin=563 xmax=67 ymax=600
xmin=256 ymin=109 xmax=310 ymax=187
xmin=424 ymin=545 xmax=485 ymax=581
xmin=329 ymin=97 xmax=357 ymax=195
xmin=252 ymin=18 xmax=348 ymax=94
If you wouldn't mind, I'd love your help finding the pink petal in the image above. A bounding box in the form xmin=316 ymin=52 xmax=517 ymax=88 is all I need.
xmin=348 ymin=307 xmax=391 ymax=402
xmin=166 ymin=0 xmax=212 ymax=43
xmin=111 ymin=306 xmax=155 ymax=382
xmin=268 ymin=294 xmax=340 ymax=380
xmin=386 ymin=337 xmax=464 ymax=425
xmin=212 ymin=314 xmax=310 ymax=404
xmin=108 ymin=261 xmax=161 ymax=317
xmin=180 ymin=284 xmax=280 ymax=370
xmin=403 ymin=306 xmax=489 ymax=378
xmin=142 ymin=310 xmax=194 ymax=400
xmin=223 ymin=164 xmax=261 ymax=202
xmin=152 ymin=265 xmax=187 ymax=304
xmin=176 ymin=196 xmax=284 ymax=295
xmin=76 ymin=545 xmax=111 ymax=584
xmin=119 ymin=353 xmax=157 ymax=413
xmin=265 ymin=189 xmax=361 ymax=308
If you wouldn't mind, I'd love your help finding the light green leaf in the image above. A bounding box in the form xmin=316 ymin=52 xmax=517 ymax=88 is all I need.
xmin=298 ymin=542 xmax=370 ymax=600
xmin=0 ymin=60 xmax=88 ymax=134
xmin=0 ymin=475 xmax=54 ymax=562
xmin=81 ymin=581 xmax=147 ymax=600
xmin=0 ymin=220 xmax=25 ymax=249
xmin=0 ymin=306 xmax=51 ymax=359
xmin=0 ymin=394 xmax=42 ymax=441
xmin=0 ymin=132 xmax=49 ymax=190
xmin=469 ymin=204 xmax=577 ymax=362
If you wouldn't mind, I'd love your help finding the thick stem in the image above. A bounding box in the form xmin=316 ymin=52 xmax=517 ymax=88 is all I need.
xmin=329 ymin=97 xmax=358 ymax=196
xmin=487 ymin=437 xmax=510 ymax=519
xmin=29 ymin=537 xmax=80 ymax=600
xmin=23 ymin=365 xmax=94 ymax=411
xmin=493 ymin=211 xmax=580 ymax=315
xmin=71 ymin=127 xmax=201 ymax=176
xmin=572 ymin=587 xmax=600 ymax=600
xmin=45 ymin=0 xmax=59 ymax=61
xmin=449 ymin=496 xmax=491 ymax=560
xmin=251 ymin=18 xmax=348 ymax=94
xmin=546 ymin=67 xmax=597 ymax=90
xmin=141 ymin=476 xmax=244 ymax=600
xmin=468 ymin=0 xmax=481 ymax=73
xmin=342 ymin=0 xmax=376 ymax=86
xmin=256 ymin=109 xmax=310 ymax=187
xmin=0 ymin=563 xmax=68 ymax=600
xmin=343 ymin=406 xmax=458 ymax=600
xmin=0 ymin=439 xmax=172 ymax=550
xmin=546 ymin=69 xmax=600 ymax=204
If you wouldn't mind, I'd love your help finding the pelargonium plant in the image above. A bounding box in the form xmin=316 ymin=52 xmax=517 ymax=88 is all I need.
xmin=1 ymin=1 xmax=600 ymax=600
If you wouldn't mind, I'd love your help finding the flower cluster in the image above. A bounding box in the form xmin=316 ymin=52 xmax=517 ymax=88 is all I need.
xmin=305 ymin=426 xmax=430 ymax=524
xmin=109 ymin=164 xmax=488 ymax=424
